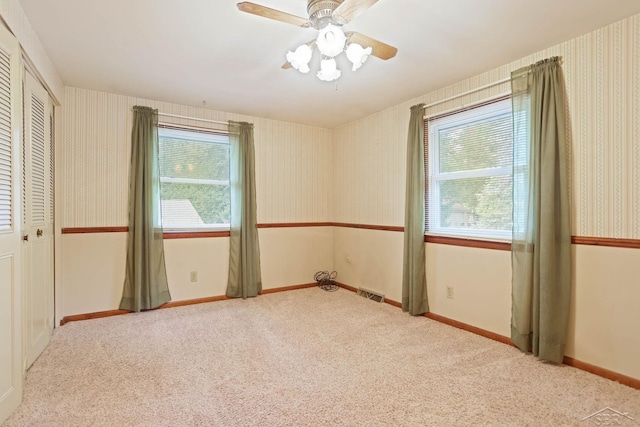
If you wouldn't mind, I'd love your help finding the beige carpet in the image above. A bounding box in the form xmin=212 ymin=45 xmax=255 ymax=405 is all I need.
xmin=4 ymin=288 xmax=639 ymax=426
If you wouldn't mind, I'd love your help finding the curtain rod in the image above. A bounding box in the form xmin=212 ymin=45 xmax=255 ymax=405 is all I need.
xmin=157 ymin=112 xmax=229 ymax=126
xmin=422 ymin=77 xmax=511 ymax=111
xmin=424 ymin=91 xmax=511 ymax=120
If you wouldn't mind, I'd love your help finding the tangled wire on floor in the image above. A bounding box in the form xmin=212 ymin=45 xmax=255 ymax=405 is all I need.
xmin=314 ymin=270 xmax=339 ymax=292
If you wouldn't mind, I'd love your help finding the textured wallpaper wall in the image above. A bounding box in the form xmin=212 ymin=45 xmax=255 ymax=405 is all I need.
xmin=333 ymin=13 xmax=640 ymax=239
xmin=61 ymin=87 xmax=333 ymax=227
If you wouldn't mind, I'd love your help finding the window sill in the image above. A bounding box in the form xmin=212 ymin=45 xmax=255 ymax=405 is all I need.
xmin=424 ymin=234 xmax=511 ymax=251
xmin=163 ymin=230 xmax=230 ymax=239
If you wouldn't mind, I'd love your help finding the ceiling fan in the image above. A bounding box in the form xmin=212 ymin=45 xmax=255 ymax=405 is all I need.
xmin=237 ymin=0 xmax=397 ymax=82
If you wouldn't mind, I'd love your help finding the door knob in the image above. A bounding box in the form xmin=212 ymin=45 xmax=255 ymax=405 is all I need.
xmin=37 ymin=229 xmax=43 ymax=237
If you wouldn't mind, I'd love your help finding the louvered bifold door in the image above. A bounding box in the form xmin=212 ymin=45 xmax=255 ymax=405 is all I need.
xmin=0 ymin=23 xmax=23 ymax=425
xmin=23 ymin=70 xmax=53 ymax=370
xmin=0 ymin=53 xmax=10 ymax=232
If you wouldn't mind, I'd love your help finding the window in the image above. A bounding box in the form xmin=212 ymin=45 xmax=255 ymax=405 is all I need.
xmin=158 ymin=126 xmax=230 ymax=230
xmin=426 ymin=97 xmax=512 ymax=240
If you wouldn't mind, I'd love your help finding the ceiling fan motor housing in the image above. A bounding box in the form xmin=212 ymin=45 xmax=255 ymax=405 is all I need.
xmin=307 ymin=0 xmax=343 ymax=27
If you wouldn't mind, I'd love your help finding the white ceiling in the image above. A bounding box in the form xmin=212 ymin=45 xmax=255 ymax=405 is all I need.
xmin=18 ymin=0 xmax=640 ymax=128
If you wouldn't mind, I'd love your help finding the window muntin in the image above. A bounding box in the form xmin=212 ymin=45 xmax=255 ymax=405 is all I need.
xmin=158 ymin=127 xmax=230 ymax=230
xmin=427 ymin=98 xmax=513 ymax=240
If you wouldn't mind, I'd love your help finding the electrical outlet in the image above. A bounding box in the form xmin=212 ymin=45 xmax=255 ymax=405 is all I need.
xmin=190 ymin=271 xmax=198 ymax=282
xmin=446 ymin=286 xmax=454 ymax=299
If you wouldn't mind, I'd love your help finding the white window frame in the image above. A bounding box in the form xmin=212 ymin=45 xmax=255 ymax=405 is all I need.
xmin=158 ymin=126 xmax=230 ymax=231
xmin=427 ymin=98 xmax=512 ymax=241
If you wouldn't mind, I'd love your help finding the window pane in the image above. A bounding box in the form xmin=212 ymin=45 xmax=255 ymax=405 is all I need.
xmin=160 ymin=182 xmax=230 ymax=227
xmin=438 ymin=112 xmax=512 ymax=173
xmin=159 ymin=137 xmax=229 ymax=181
xmin=438 ymin=175 xmax=512 ymax=232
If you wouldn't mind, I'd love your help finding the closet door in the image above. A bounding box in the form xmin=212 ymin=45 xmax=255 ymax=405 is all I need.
xmin=23 ymin=70 xmax=53 ymax=369
xmin=0 ymin=23 xmax=23 ymax=425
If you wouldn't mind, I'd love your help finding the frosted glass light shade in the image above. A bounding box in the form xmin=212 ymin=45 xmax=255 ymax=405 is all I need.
xmin=345 ymin=43 xmax=372 ymax=71
xmin=317 ymin=58 xmax=341 ymax=82
xmin=316 ymin=24 xmax=346 ymax=58
xmin=286 ymin=44 xmax=313 ymax=73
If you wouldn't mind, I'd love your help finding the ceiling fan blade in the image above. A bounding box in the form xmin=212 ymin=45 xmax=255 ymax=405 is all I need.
xmin=237 ymin=2 xmax=312 ymax=28
xmin=332 ymin=0 xmax=379 ymax=24
xmin=282 ymin=61 xmax=292 ymax=70
xmin=347 ymin=32 xmax=397 ymax=60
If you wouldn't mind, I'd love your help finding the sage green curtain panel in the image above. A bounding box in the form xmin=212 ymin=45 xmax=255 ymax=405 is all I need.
xmin=120 ymin=106 xmax=171 ymax=312
xmin=511 ymin=57 xmax=571 ymax=364
xmin=226 ymin=120 xmax=262 ymax=298
xmin=402 ymin=104 xmax=430 ymax=316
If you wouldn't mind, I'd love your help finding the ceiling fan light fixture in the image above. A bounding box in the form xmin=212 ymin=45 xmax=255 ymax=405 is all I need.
xmin=286 ymin=44 xmax=313 ymax=73
xmin=345 ymin=43 xmax=372 ymax=71
xmin=237 ymin=1 xmax=398 ymax=83
xmin=316 ymin=23 xmax=346 ymax=57
xmin=317 ymin=58 xmax=341 ymax=82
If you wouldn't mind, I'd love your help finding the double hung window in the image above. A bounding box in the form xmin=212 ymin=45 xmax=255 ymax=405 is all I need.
xmin=426 ymin=98 xmax=513 ymax=240
xmin=158 ymin=126 xmax=230 ymax=230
